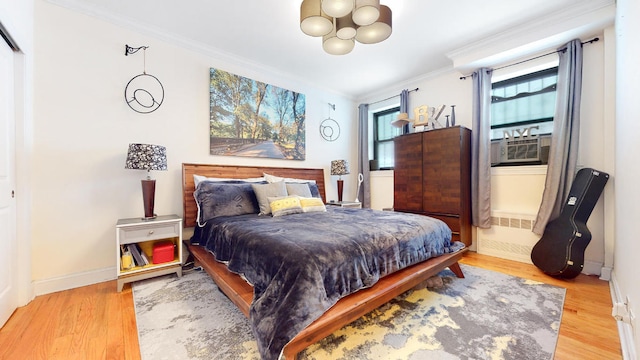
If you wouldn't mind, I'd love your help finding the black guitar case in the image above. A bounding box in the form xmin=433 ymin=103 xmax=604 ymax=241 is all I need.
xmin=531 ymin=168 xmax=609 ymax=279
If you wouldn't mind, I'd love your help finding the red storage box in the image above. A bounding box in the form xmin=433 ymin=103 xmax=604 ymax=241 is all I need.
xmin=152 ymin=241 xmax=175 ymax=264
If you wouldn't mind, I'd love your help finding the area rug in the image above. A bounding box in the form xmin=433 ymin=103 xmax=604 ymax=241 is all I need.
xmin=132 ymin=264 xmax=565 ymax=360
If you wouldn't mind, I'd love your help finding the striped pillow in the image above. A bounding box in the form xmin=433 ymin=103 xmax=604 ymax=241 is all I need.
xmin=298 ymin=197 xmax=326 ymax=213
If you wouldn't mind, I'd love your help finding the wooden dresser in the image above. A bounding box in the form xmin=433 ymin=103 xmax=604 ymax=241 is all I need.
xmin=394 ymin=126 xmax=472 ymax=246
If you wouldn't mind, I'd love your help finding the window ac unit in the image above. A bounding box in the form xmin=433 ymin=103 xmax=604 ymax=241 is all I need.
xmin=500 ymin=137 xmax=540 ymax=163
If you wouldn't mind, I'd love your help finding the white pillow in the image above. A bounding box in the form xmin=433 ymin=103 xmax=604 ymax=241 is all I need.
xmin=193 ymin=174 xmax=265 ymax=187
xmin=263 ymin=172 xmax=316 ymax=184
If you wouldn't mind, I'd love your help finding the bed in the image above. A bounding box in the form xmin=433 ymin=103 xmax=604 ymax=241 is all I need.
xmin=182 ymin=163 xmax=467 ymax=360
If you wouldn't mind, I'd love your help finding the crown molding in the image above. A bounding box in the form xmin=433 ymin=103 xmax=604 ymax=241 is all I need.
xmin=356 ymin=65 xmax=454 ymax=105
xmin=446 ymin=0 xmax=615 ymax=73
xmin=44 ymin=0 xmax=352 ymax=99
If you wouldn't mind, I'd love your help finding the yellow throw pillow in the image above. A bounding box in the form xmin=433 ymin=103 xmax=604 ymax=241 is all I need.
xmin=268 ymin=196 xmax=303 ymax=217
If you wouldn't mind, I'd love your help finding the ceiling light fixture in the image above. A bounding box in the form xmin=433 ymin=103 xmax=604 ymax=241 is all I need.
xmin=355 ymin=5 xmax=391 ymax=44
xmin=300 ymin=0 xmax=392 ymax=55
xmin=323 ymin=22 xmax=355 ymax=55
xmin=300 ymin=0 xmax=333 ymax=37
xmin=352 ymin=0 xmax=380 ymax=26
xmin=322 ymin=0 xmax=354 ymax=18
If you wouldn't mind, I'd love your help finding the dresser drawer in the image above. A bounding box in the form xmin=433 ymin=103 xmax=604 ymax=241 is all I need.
xmin=425 ymin=214 xmax=461 ymax=234
xmin=118 ymin=223 xmax=180 ymax=244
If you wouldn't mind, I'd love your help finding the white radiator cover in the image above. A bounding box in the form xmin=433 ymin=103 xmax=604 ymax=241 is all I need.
xmin=477 ymin=211 xmax=541 ymax=264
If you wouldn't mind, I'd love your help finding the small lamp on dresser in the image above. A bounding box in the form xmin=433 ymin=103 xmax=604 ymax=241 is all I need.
xmin=125 ymin=143 xmax=167 ymax=220
xmin=331 ymin=159 xmax=350 ymax=202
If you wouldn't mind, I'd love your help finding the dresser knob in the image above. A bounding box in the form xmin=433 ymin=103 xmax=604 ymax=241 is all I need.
xmin=148 ymin=230 xmax=154 ymax=235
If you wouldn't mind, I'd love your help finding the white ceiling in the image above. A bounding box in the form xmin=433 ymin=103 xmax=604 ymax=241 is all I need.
xmin=48 ymin=0 xmax=614 ymax=98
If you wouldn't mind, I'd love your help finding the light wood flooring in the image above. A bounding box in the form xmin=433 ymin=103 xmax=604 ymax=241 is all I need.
xmin=0 ymin=252 xmax=622 ymax=359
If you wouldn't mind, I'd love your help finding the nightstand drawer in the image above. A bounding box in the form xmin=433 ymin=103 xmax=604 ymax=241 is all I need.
xmin=118 ymin=223 xmax=180 ymax=244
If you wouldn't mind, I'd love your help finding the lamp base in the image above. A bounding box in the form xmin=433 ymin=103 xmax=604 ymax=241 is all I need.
xmin=337 ymin=179 xmax=344 ymax=202
xmin=141 ymin=179 xmax=156 ymax=219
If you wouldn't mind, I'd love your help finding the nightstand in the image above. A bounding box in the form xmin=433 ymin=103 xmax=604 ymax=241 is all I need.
xmin=116 ymin=214 xmax=183 ymax=292
xmin=327 ymin=201 xmax=362 ymax=209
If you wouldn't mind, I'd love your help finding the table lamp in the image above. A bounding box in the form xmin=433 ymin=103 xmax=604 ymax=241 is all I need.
xmin=331 ymin=159 xmax=350 ymax=202
xmin=125 ymin=143 xmax=167 ymax=219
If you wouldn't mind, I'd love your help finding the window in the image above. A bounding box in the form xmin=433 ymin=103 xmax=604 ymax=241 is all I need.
xmin=373 ymin=107 xmax=401 ymax=169
xmin=491 ymin=67 xmax=558 ymax=138
xmin=491 ymin=67 xmax=558 ymax=166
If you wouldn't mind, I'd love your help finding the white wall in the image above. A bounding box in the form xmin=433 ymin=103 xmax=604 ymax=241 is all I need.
xmin=0 ymin=1 xmax=32 ymax=47
xmin=362 ymin=70 xmax=474 ymax=130
xmin=32 ymin=1 xmax=358 ymax=294
xmin=614 ymin=0 xmax=640 ymax=356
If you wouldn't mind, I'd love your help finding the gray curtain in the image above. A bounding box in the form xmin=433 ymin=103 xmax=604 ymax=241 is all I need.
xmin=357 ymin=103 xmax=371 ymax=208
xmin=533 ymin=39 xmax=583 ymax=235
xmin=471 ymin=68 xmax=493 ymax=228
xmin=400 ymin=89 xmax=409 ymax=134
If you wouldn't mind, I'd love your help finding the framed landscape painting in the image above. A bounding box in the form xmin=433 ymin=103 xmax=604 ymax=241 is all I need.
xmin=209 ymin=68 xmax=306 ymax=160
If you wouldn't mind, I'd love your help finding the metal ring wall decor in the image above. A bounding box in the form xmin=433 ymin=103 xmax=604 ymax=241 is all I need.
xmin=125 ymin=73 xmax=164 ymax=113
xmin=320 ymin=118 xmax=340 ymax=141
xmin=124 ymin=44 xmax=164 ymax=114
xmin=320 ymin=103 xmax=340 ymax=141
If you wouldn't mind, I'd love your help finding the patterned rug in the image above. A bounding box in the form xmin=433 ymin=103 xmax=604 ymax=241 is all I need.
xmin=132 ymin=264 xmax=565 ymax=360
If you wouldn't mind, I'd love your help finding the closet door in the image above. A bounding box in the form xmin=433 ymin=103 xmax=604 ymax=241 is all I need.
xmin=0 ymin=36 xmax=17 ymax=328
xmin=393 ymin=132 xmax=423 ymax=212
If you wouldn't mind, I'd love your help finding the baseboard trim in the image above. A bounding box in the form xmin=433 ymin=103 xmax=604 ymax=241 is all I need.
xmin=33 ymin=267 xmax=115 ymax=296
xmin=610 ymin=270 xmax=638 ymax=360
xmin=600 ymin=265 xmax=613 ymax=281
xmin=582 ymin=260 xmax=603 ymax=276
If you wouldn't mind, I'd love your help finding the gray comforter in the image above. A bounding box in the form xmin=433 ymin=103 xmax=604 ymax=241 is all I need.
xmin=191 ymin=207 xmax=465 ymax=360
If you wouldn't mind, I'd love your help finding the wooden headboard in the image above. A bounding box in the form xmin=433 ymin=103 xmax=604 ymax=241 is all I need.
xmin=182 ymin=163 xmax=326 ymax=228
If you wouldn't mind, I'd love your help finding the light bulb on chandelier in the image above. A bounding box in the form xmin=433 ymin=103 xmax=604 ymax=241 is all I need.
xmin=300 ymin=0 xmax=392 ymax=55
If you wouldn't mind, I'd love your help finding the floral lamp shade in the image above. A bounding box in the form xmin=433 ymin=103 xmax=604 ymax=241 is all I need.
xmin=125 ymin=143 xmax=167 ymax=219
xmin=331 ymin=159 xmax=349 ymax=202
xmin=125 ymin=143 xmax=167 ymax=172
xmin=330 ymin=159 xmax=350 ymax=176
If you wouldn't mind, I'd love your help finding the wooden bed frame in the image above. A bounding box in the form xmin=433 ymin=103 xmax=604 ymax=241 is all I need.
xmin=182 ymin=163 xmax=467 ymax=359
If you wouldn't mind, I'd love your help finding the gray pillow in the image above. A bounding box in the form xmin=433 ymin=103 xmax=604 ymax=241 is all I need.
xmin=193 ymin=182 xmax=260 ymax=226
xmin=252 ymin=181 xmax=288 ymax=215
xmin=286 ymin=183 xmax=312 ymax=198
xmin=308 ymin=182 xmax=321 ymax=198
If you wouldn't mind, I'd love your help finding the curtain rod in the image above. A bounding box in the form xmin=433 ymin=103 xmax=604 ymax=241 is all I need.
xmin=368 ymin=87 xmax=419 ymax=105
xmin=459 ymin=37 xmax=599 ymax=80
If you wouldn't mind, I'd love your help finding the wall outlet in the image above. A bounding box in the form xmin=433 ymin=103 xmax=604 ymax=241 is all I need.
xmin=612 ymin=296 xmax=634 ymax=324
xmin=613 ymin=301 xmax=629 ymax=322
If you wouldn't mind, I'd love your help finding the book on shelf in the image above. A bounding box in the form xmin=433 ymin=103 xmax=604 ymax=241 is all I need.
xmin=127 ymin=243 xmax=145 ymax=267
xmin=137 ymin=244 xmax=150 ymax=265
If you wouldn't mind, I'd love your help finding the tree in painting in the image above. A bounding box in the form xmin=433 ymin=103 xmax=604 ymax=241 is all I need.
xmin=209 ymin=68 xmax=306 ymax=160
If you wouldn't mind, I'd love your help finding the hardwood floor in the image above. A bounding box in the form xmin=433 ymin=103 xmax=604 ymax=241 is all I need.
xmin=0 ymin=252 xmax=622 ymax=359
xmin=461 ymin=252 xmax=622 ymax=360
xmin=0 ymin=281 xmax=139 ymax=360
